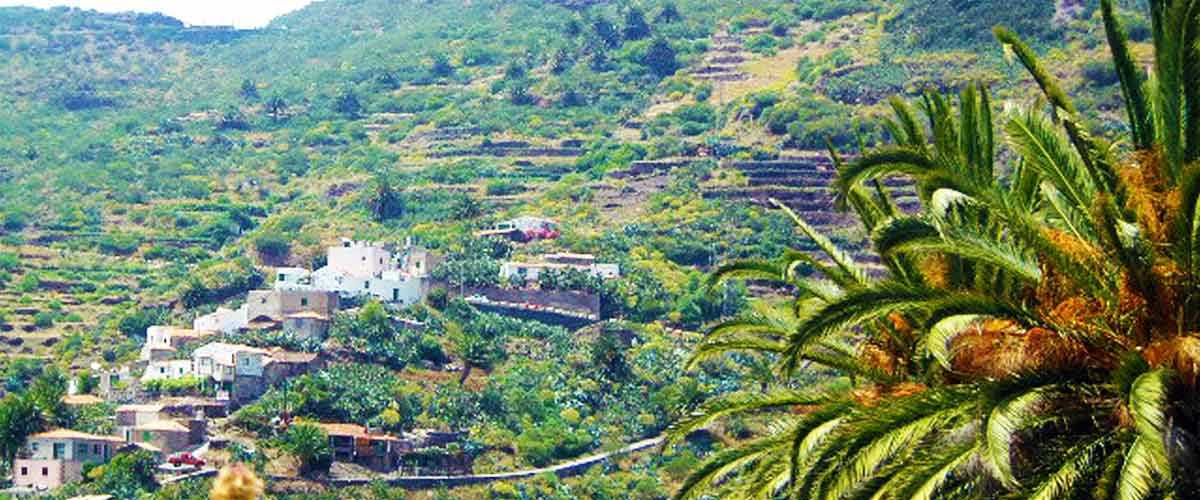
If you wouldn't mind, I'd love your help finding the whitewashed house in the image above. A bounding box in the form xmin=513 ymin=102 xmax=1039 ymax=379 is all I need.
xmin=500 ymin=253 xmax=621 ymax=283
xmin=140 ymin=360 xmax=194 ymax=383
xmin=192 ymin=343 xmax=266 ymax=383
xmin=275 ymin=239 xmax=435 ymax=305
xmin=140 ymin=326 xmax=216 ymax=361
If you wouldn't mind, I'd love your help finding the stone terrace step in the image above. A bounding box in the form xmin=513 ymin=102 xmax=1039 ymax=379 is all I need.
xmin=695 ymin=73 xmax=750 ymax=82
xmin=427 ymin=147 xmax=584 ymax=158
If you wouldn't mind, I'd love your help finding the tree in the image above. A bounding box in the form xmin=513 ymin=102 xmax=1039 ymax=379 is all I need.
xmin=356 ymin=300 xmax=395 ymax=344
xmin=95 ymin=450 xmax=158 ymax=497
xmin=592 ymin=17 xmax=621 ymax=48
xmin=334 ymin=89 xmax=362 ymax=118
xmin=0 ymin=394 xmax=41 ymax=471
xmin=368 ymin=174 xmax=404 ymax=222
xmin=265 ymin=94 xmax=288 ymax=121
xmin=643 ymin=38 xmax=679 ymax=77
xmin=673 ymin=2 xmax=1200 ymax=497
xmin=448 ymin=316 xmax=505 ymax=386
xmin=239 ymin=79 xmax=259 ymax=100
xmin=429 ymin=53 xmax=454 ymax=78
xmin=252 ymin=232 xmax=290 ymax=262
xmin=623 ymin=7 xmax=651 ymax=40
xmin=117 ymin=306 xmax=168 ymax=341
xmin=656 ymin=2 xmax=682 ymax=24
xmin=279 ymin=423 xmax=331 ymax=474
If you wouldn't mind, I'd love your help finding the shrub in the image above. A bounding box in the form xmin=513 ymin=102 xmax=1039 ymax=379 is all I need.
xmin=252 ymin=232 xmax=291 ymax=260
xmin=33 ymin=312 xmax=55 ymax=328
xmin=1081 ymin=60 xmax=1120 ymax=87
xmin=0 ymin=253 xmax=19 ymax=272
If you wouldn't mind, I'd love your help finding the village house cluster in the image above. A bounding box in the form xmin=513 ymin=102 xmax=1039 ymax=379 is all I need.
xmin=7 ymin=228 xmax=628 ymax=493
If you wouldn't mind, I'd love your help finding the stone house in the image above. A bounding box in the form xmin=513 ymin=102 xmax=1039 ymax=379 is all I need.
xmin=130 ymin=419 xmax=198 ymax=455
xmin=313 ymin=423 xmax=403 ymax=472
xmin=13 ymin=430 xmax=123 ymax=490
xmin=245 ymin=289 xmax=340 ymax=323
xmin=263 ymin=349 xmax=325 ymax=386
xmin=115 ymin=403 xmax=165 ymax=428
xmin=282 ymin=311 xmax=331 ymax=341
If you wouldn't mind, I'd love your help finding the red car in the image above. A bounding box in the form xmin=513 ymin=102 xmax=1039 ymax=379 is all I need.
xmin=168 ymin=453 xmax=206 ymax=468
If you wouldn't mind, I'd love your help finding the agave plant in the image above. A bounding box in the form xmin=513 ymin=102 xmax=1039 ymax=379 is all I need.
xmin=672 ymin=1 xmax=1200 ymax=498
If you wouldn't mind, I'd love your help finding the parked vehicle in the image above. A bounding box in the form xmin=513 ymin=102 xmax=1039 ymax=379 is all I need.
xmin=168 ymin=452 xmax=206 ymax=468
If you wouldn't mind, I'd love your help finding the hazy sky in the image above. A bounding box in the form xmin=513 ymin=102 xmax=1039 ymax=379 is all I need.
xmin=0 ymin=0 xmax=316 ymax=28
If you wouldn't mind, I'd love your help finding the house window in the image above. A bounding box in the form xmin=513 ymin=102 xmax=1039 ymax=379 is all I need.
xmin=260 ymin=297 xmax=267 ymax=304
xmin=41 ymin=467 xmax=48 ymax=476
xmin=364 ymin=282 xmax=370 ymax=290
xmin=52 ymin=443 xmax=65 ymax=459
xmin=278 ymin=273 xmax=286 ymax=282
xmin=20 ymin=467 xmax=26 ymax=476
xmin=31 ymin=442 xmax=38 ymax=452
xmin=301 ymin=298 xmax=308 ymax=307
xmin=77 ymin=444 xmax=87 ymax=457
xmin=392 ymin=289 xmax=399 ymax=302
xmin=93 ymin=444 xmax=101 ymax=455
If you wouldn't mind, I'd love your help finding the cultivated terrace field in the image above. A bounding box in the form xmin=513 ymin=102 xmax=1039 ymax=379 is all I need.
xmin=0 ymin=0 xmax=1173 ymax=498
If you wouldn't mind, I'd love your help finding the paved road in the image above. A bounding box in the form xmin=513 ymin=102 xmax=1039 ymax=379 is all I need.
xmin=163 ymin=436 xmax=666 ymax=490
xmin=307 ymin=435 xmax=667 ymax=489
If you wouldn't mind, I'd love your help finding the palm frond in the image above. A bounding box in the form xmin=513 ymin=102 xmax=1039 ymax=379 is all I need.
xmin=1116 ymin=435 xmax=1169 ymax=500
xmin=668 ymin=389 xmax=829 ymax=445
xmin=984 ymin=385 xmax=1059 ymax=488
xmin=1101 ymin=0 xmax=1155 ymax=148
xmin=926 ymin=314 xmax=983 ymax=371
xmin=872 ymin=217 xmax=940 ymax=256
xmin=905 ymin=443 xmax=979 ymax=500
xmin=1128 ymin=368 xmax=1171 ymax=471
xmin=1004 ymin=110 xmax=1095 ymax=213
xmin=836 ymin=146 xmax=940 ymax=196
xmin=887 ymin=232 xmax=1043 ymax=286
xmin=709 ymin=259 xmax=787 ymax=287
xmin=687 ymin=336 xmax=789 ymax=369
xmin=674 ymin=431 xmax=793 ymax=500
xmin=821 ymin=394 xmax=972 ymax=500
xmin=773 ymin=199 xmax=870 ymax=286
xmin=1026 ymin=434 xmax=1115 ymax=500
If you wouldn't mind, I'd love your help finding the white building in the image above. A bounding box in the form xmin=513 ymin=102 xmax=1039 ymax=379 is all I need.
xmin=500 ymin=253 xmax=621 ymax=283
xmin=140 ymin=326 xmax=216 ymax=361
xmin=274 ymin=239 xmax=435 ymax=306
xmin=141 ymin=360 xmax=194 ymax=383
xmin=192 ymin=343 xmax=266 ymax=383
xmin=193 ymin=306 xmax=249 ymax=334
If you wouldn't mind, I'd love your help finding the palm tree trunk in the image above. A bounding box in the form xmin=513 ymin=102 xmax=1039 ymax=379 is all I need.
xmin=459 ymin=361 xmax=473 ymax=386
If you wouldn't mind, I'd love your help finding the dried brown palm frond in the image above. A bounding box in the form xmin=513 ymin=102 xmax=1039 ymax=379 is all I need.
xmin=1144 ymin=336 xmax=1200 ymax=386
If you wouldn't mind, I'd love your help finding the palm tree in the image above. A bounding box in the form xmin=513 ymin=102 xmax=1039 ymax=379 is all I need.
xmin=673 ymin=1 xmax=1200 ymax=498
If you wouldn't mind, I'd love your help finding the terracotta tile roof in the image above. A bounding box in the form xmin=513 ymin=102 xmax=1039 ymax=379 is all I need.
xmin=61 ymin=394 xmax=105 ymax=406
xmin=311 ymin=423 xmax=399 ymax=441
xmin=30 ymin=429 xmax=124 ymax=443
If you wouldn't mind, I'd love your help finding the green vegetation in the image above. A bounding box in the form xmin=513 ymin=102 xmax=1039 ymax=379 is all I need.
xmin=0 ymin=0 xmax=1173 ymax=497
xmin=675 ymin=2 xmax=1200 ymax=498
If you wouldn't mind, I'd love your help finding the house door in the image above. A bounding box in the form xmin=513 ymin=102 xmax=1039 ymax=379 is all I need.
xmin=392 ymin=288 xmax=399 ymax=302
